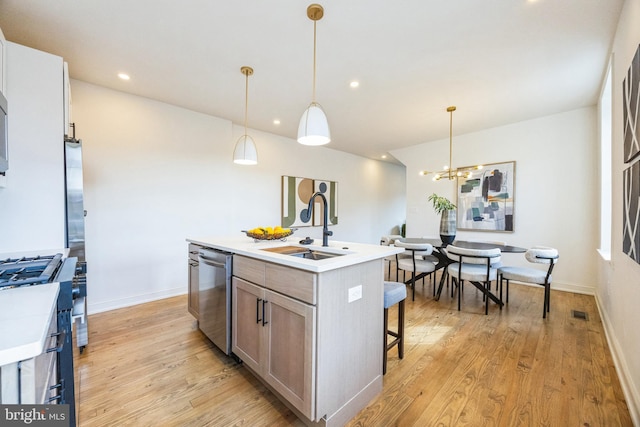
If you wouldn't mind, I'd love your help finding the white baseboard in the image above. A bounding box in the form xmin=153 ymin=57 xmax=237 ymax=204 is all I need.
xmin=594 ymin=293 xmax=640 ymax=426
xmin=510 ymin=279 xmax=595 ymax=296
xmin=87 ymin=287 xmax=186 ymax=315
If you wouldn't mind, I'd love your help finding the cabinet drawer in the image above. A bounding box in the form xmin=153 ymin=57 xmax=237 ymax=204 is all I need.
xmin=234 ymin=256 xmax=266 ymax=286
xmin=265 ymin=264 xmax=316 ymax=305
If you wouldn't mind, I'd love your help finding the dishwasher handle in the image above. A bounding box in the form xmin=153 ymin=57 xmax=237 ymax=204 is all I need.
xmin=199 ymin=256 xmax=227 ymax=268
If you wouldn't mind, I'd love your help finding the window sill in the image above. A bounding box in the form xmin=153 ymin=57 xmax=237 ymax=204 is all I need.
xmin=597 ymin=248 xmax=611 ymax=262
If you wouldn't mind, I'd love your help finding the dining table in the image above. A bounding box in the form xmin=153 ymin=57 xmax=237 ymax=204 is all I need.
xmin=397 ymin=238 xmax=527 ymax=306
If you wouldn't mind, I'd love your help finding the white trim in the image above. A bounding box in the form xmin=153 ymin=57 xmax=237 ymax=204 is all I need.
xmin=87 ymin=287 xmax=185 ymax=315
xmin=594 ymin=293 xmax=640 ymax=426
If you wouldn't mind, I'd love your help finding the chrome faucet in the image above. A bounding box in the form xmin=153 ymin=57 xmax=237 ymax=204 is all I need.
xmin=301 ymin=191 xmax=333 ymax=247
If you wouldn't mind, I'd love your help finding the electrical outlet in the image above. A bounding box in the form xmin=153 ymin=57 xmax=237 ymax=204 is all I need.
xmin=348 ymin=285 xmax=362 ymax=303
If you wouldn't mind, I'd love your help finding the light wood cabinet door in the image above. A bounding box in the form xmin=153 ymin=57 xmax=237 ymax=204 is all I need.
xmin=264 ymin=289 xmax=316 ymax=420
xmin=232 ymin=277 xmax=264 ymax=373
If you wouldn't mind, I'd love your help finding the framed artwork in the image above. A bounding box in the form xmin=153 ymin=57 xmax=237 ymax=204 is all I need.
xmin=456 ymin=161 xmax=515 ymax=232
xmin=281 ymin=176 xmax=338 ymax=228
xmin=623 ymin=44 xmax=640 ymax=163
xmin=623 ymin=162 xmax=640 ymax=264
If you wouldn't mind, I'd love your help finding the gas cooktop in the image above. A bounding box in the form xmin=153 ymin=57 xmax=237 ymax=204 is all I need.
xmin=0 ymin=253 xmax=64 ymax=288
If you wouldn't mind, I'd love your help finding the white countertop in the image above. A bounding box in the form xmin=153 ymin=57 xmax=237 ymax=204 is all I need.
xmin=187 ymin=236 xmax=403 ymax=273
xmin=0 ymin=282 xmax=59 ymax=366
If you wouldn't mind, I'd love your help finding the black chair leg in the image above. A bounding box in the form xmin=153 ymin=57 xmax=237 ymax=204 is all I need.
xmin=411 ymin=272 xmax=416 ymax=301
xmin=485 ymin=281 xmax=490 ymax=315
xmin=398 ymin=300 xmax=405 ymax=359
xmin=383 ymin=307 xmax=389 ymax=374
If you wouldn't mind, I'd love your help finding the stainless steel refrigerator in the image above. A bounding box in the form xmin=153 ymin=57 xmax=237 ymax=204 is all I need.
xmin=64 ymin=127 xmax=89 ymax=351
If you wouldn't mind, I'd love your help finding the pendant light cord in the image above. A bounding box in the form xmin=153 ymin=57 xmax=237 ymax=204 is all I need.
xmin=312 ymin=19 xmax=317 ymax=103
xmin=244 ymin=71 xmax=249 ymax=134
xmin=449 ymin=108 xmax=453 ymax=180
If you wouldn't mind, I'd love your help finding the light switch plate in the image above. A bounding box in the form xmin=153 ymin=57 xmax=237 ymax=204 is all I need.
xmin=348 ymin=285 xmax=362 ymax=303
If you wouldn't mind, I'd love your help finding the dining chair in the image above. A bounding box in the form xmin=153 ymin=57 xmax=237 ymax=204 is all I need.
xmin=498 ymin=246 xmax=559 ymax=318
xmin=446 ymin=245 xmax=502 ymax=315
xmin=380 ymin=235 xmax=405 ymax=281
xmin=393 ymin=240 xmax=436 ymax=301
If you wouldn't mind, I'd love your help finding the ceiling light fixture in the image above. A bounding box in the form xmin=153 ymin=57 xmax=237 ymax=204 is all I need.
xmin=424 ymin=106 xmax=483 ymax=181
xmin=233 ymin=66 xmax=258 ymax=165
xmin=117 ymin=73 xmax=130 ymax=80
xmin=297 ymin=4 xmax=330 ymax=146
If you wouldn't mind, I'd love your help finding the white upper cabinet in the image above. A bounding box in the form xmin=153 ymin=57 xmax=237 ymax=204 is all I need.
xmin=0 ymin=26 xmax=6 ymax=94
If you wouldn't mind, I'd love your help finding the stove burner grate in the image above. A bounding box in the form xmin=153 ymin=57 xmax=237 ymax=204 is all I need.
xmin=0 ymin=253 xmax=63 ymax=288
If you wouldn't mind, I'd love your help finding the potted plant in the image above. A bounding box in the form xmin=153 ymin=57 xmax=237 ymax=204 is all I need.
xmin=428 ymin=193 xmax=457 ymax=244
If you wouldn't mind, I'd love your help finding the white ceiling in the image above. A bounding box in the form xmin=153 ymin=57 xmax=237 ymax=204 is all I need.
xmin=0 ymin=0 xmax=624 ymax=163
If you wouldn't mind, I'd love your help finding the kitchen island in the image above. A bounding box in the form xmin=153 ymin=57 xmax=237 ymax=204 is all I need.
xmin=186 ymin=236 xmax=403 ymax=427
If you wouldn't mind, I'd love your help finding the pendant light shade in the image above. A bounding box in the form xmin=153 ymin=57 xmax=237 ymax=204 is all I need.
xmin=233 ymin=66 xmax=258 ymax=165
xmin=298 ymin=102 xmax=330 ymax=146
xmin=233 ymin=134 xmax=258 ymax=165
xmin=297 ymin=4 xmax=330 ymax=146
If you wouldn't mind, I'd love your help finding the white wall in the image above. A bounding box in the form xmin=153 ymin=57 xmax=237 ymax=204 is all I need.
xmin=0 ymin=42 xmax=65 ymax=253
xmin=69 ymin=80 xmax=406 ymax=314
xmin=597 ymin=0 xmax=640 ymax=422
xmin=392 ymin=107 xmax=598 ymax=294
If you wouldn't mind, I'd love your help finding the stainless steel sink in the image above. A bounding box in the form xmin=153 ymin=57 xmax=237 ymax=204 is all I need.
xmin=260 ymin=246 xmax=345 ymax=261
xmin=289 ymin=250 xmax=344 ymax=261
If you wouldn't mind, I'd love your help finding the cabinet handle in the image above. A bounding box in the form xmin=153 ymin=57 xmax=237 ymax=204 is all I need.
xmin=48 ymin=379 xmax=65 ymax=403
xmin=262 ymin=300 xmax=269 ymax=326
xmin=256 ymin=298 xmax=262 ymax=323
xmin=46 ymin=330 xmax=66 ymax=353
xmin=189 ymin=262 xmax=198 ymax=267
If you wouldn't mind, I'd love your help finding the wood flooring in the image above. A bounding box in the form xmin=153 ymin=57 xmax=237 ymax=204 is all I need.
xmin=74 ymin=271 xmax=632 ymax=426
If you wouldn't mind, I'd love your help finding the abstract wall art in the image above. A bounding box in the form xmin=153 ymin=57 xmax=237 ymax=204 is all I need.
xmin=281 ymin=176 xmax=338 ymax=228
xmin=456 ymin=161 xmax=515 ymax=232
xmin=623 ymin=44 xmax=640 ymax=163
xmin=623 ymin=162 xmax=640 ymax=264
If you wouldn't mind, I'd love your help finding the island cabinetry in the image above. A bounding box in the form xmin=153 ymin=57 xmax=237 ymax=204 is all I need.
xmin=187 ymin=243 xmax=201 ymax=319
xmin=232 ymin=270 xmax=316 ymax=419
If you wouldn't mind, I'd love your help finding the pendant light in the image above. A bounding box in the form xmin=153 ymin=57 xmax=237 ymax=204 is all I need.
xmin=297 ymin=4 xmax=331 ymax=146
xmin=420 ymin=106 xmax=483 ymax=180
xmin=233 ymin=66 xmax=258 ymax=165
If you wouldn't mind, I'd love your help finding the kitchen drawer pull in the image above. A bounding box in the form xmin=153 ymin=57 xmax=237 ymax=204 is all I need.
xmin=46 ymin=330 xmax=66 ymax=353
xmin=48 ymin=382 xmax=64 ymax=403
xmin=256 ymin=298 xmax=262 ymax=323
xmin=262 ymin=300 xmax=269 ymax=326
xmin=48 ymin=394 xmax=63 ymax=403
xmin=48 ymin=379 xmax=65 ymax=403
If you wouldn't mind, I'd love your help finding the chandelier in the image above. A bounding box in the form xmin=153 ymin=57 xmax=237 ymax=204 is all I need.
xmin=420 ymin=106 xmax=483 ymax=180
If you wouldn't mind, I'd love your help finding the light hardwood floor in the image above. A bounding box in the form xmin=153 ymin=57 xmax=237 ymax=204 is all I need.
xmin=74 ymin=272 xmax=632 ymax=426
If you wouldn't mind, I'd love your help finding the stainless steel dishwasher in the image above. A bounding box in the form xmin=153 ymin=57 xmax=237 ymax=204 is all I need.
xmin=198 ymin=247 xmax=233 ymax=355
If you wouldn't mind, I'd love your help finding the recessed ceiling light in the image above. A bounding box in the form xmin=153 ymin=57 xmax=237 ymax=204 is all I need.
xmin=118 ymin=73 xmax=130 ymax=81
xmin=273 ymin=119 xmax=281 ymax=125
xmin=350 ymin=81 xmax=359 ymax=88
xmin=381 ymin=154 xmax=387 ymax=159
